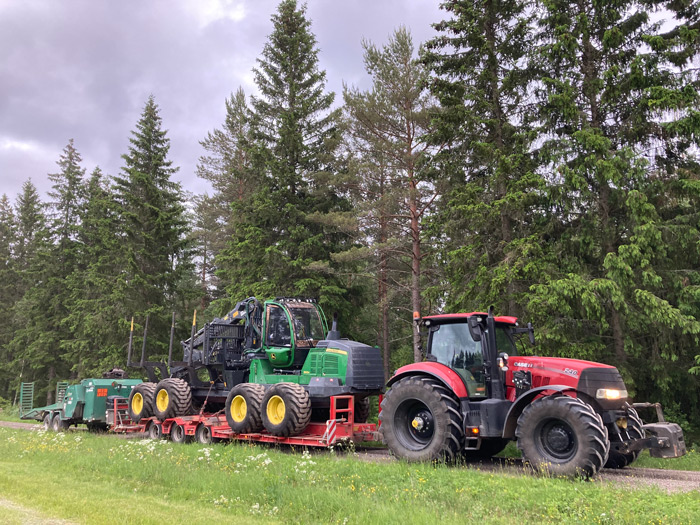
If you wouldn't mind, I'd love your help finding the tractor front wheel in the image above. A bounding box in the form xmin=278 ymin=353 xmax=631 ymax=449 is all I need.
xmin=128 ymin=382 xmax=156 ymax=423
xmin=605 ymin=407 xmax=644 ymax=469
xmin=225 ymin=383 xmax=265 ymax=434
xmin=153 ymin=378 xmax=193 ymax=420
xmin=379 ymin=377 xmax=464 ymax=462
xmin=516 ymin=395 xmax=609 ymax=478
xmin=261 ymin=383 xmax=311 ymax=437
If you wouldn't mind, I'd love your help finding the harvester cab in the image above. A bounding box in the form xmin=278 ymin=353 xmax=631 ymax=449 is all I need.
xmin=380 ymin=308 xmax=686 ymax=477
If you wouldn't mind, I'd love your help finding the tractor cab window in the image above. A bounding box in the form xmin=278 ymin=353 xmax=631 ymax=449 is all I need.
xmin=490 ymin=325 xmax=518 ymax=357
xmin=429 ymin=323 xmax=486 ymax=398
xmin=266 ymin=305 xmax=292 ymax=347
xmin=287 ymin=304 xmax=325 ymax=347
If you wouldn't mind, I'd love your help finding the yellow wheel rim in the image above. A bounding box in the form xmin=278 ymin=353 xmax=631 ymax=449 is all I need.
xmin=156 ymin=389 xmax=169 ymax=412
xmin=132 ymin=392 xmax=143 ymax=415
xmin=231 ymin=395 xmax=247 ymax=423
xmin=267 ymin=395 xmax=285 ymax=425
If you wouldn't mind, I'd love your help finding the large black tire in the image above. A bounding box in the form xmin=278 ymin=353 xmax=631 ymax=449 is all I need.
xmin=379 ymin=376 xmax=464 ymax=462
xmin=605 ymin=407 xmax=644 ymax=469
xmin=170 ymin=423 xmax=191 ymax=444
xmin=147 ymin=421 xmax=163 ymax=440
xmin=516 ymin=395 xmax=609 ymax=478
xmin=261 ymin=383 xmax=311 ymax=437
xmin=43 ymin=413 xmax=52 ymax=431
xmin=354 ymin=396 xmax=371 ymax=424
xmin=195 ymin=424 xmax=214 ymax=444
xmin=225 ymin=383 xmax=265 ymax=434
xmin=153 ymin=378 xmax=193 ymax=420
xmin=462 ymin=438 xmax=511 ymax=461
xmin=128 ymin=382 xmax=156 ymax=423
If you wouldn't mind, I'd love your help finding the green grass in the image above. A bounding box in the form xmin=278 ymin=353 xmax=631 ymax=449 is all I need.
xmin=1 ymin=428 xmax=699 ymax=524
xmin=0 ymin=406 xmax=27 ymax=423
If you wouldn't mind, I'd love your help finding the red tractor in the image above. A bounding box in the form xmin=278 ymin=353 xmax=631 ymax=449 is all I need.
xmin=379 ymin=309 xmax=686 ymax=477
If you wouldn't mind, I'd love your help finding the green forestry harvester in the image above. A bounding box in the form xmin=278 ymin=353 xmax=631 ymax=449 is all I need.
xmin=126 ymin=297 xmax=384 ymax=437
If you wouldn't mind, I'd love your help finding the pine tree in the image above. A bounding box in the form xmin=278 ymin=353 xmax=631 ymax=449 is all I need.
xmin=528 ymin=0 xmax=700 ymax=420
xmin=342 ymin=27 xmax=440 ymax=369
xmin=114 ymin=95 xmax=195 ymax=356
xmin=217 ymin=0 xmax=350 ymax=315
xmin=422 ymin=0 xmax=543 ymax=319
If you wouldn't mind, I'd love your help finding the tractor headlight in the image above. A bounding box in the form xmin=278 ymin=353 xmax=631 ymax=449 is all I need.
xmin=596 ymin=388 xmax=628 ymax=400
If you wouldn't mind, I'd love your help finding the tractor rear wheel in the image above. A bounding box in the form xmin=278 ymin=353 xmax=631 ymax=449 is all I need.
xmin=354 ymin=396 xmax=371 ymax=423
xmin=605 ymin=407 xmax=644 ymax=469
xmin=128 ymin=382 xmax=156 ymax=423
xmin=261 ymin=383 xmax=311 ymax=437
xmin=153 ymin=378 xmax=193 ymax=420
xmin=379 ymin=377 xmax=464 ymax=462
xmin=516 ymin=395 xmax=609 ymax=478
xmin=225 ymin=383 xmax=265 ymax=434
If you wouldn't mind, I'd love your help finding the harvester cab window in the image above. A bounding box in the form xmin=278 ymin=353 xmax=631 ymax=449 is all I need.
xmin=266 ymin=305 xmax=292 ymax=347
xmin=287 ymin=304 xmax=325 ymax=347
xmin=429 ymin=323 xmax=486 ymax=398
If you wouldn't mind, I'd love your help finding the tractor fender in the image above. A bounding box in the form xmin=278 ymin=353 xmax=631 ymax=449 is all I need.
xmin=386 ymin=362 xmax=469 ymax=399
xmin=502 ymin=385 xmax=577 ymax=438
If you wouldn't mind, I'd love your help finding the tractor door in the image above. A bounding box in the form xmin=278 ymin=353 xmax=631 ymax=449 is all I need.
xmin=428 ymin=323 xmax=487 ymax=398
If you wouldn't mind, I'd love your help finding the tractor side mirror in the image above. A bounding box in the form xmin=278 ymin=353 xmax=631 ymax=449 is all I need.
xmin=528 ymin=322 xmax=535 ymax=345
xmin=468 ymin=316 xmax=482 ymax=342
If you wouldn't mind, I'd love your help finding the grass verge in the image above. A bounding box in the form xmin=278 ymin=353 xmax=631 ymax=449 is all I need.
xmin=1 ymin=427 xmax=699 ymax=524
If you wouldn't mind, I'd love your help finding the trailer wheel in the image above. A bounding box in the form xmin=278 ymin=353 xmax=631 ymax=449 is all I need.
xmin=195 ymin=424 xmax=214 ymax=444
xmin=605 ymin=407 xmax=644 ymax=469
xmin=147 ymin=421 xmax=162 ymax=440
xmin=43 ymin=413 xmax=52 ymax=431
xmin=516 ymin=395 xmax=609 ymax=478
xmin=153 ymin=378 xmax=193 ymax=420
xmin=261 ymin=383 xmax=311 ymax=437
xmin=170 ymin=423 xmax=191 ymax=444
xmin=354 ymin=396 xmax=371 ymax=424
xmin=225 ymin=383 xmax=265 ymax=434
xmin=379 ymin=377 xmax=464 ymax=462
xmin=51 ymin=413 xmax=68 ymax=432
xmin=128 ymin=382 xmax=156 ymax=423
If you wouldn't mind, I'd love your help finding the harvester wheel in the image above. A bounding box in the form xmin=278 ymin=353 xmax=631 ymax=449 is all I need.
xmin=128 ymin=382 xmax=156 ymax=423
xmin=51 ymin=413 xmax=68 ymax=432
xmin=516 ymin=395 xmax=609 ymax=478
xmin=605 ymin=407 xmax=644 ymax=469
xmin=170 ymin=423 xmax=191 ymax=444
xmin=225 ymin=383 xmax=265 ymax=434
xmin=153 ymin=378 xmax=193 ymax=420
xmin=354 ymin=396 xmax=371 ymax=424
xmin=379 ymin=376 xmax=464 ymax=462
xmin=195 ymin=424 xmax=214 ymax=444
xmin=261 ymin=383 xmax=311 ymax=437
xmin=462 ymin=438 xmax=510 ymax=461
xmin=43 ymin=413 xmax=52 ymax=431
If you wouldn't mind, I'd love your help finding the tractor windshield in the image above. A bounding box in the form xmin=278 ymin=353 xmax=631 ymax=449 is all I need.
xmin=287 ymin=304 xmax=325 ymax=347
xmin=429 ymin=323 xmax=487 ymax=398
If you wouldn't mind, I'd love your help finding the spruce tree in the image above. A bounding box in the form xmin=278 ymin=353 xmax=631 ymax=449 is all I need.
xmin=217 ymin=0 xmax=350 ymax=314
xmin=528 ymin=0 xmax=700 ymax=420
xmin=0 ymin=195 xmax=18 ymax=399
xmin=114 ymin=95 xmax=194 ymax=356
xmin=423 ymin=0 xmax=542 ymax=319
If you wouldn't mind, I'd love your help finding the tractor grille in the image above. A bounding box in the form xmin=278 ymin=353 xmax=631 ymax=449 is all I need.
xmin=578 ymin=367 xmax=627 ymax=409
xmin=323 ymin=354 xmax=340 ymax=375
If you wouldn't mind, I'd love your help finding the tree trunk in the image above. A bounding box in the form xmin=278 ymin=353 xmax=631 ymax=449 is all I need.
xmin=410 ymin=181 xmax=422 ymax=363
xmin=46 ymin=365 xmax=55 ymax=405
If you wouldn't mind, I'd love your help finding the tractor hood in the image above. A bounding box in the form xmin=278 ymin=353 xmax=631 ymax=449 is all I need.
xmin=316 ymin=339 xmax=385 ymax=391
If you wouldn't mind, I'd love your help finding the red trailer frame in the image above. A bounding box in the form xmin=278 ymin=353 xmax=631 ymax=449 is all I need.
xmin=109 ymin=395 xmax=380 ymax=447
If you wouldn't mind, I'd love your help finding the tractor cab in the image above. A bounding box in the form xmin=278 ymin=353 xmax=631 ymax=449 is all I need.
xmin=262 ymin=298 xmax=328 ymax=368
xmin=423 ymin=312 xmax=522 ymax=399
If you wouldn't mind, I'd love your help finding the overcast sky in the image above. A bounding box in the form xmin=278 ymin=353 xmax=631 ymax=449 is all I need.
xmin=0 ymin=0 xmax=443 ymax=202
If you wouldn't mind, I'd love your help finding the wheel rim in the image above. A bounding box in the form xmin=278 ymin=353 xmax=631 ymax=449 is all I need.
xmin=267 ymin=395 xmax=286 ymax=425
xmin=231 ymin=395 xmax=247 ymax=423
xmin=536 ymin=418 xmax=577 ymax=461
xmin=199 ymin=426 xmax=212 ymax=443
xmin=172 ymin=425 xmax=182 ymax=441
xmin=132 ymin=392 xmax=143 ymax=415
xmin=149 ymin=424 xmax=160 ymax=439
xmin=394 ymin=399 xmax=435 ymax=450
xmin=156 ymin=389 xmax=169 ymax=412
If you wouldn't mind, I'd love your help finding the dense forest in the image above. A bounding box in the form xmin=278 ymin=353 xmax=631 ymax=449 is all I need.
xmin=1 ymin=0 xmax=699 ymax=434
